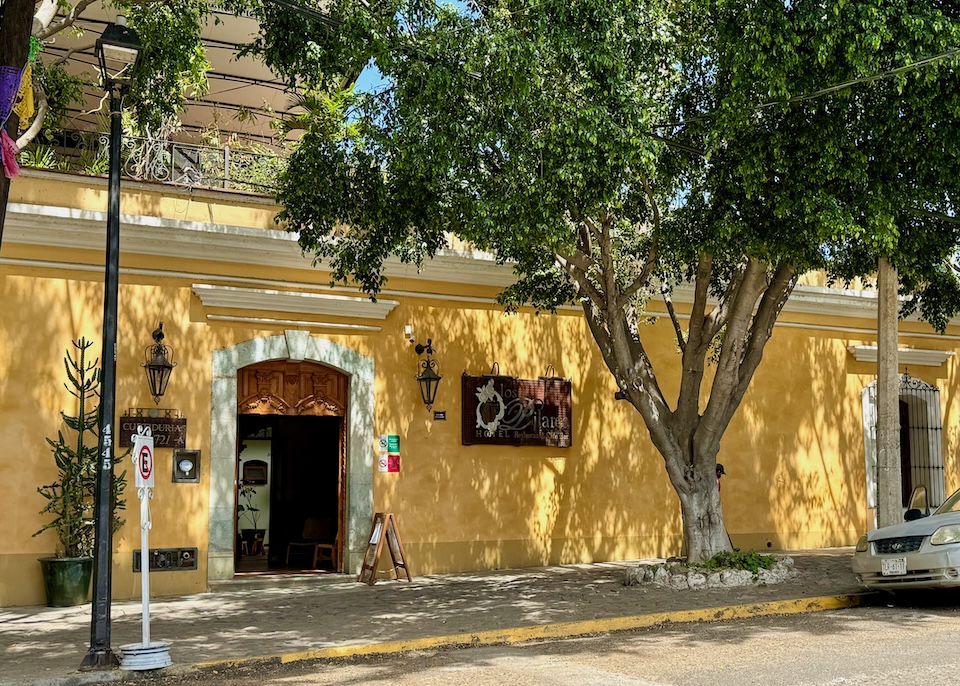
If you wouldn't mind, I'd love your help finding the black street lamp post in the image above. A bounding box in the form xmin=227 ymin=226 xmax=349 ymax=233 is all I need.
xmin=82 ymin=16 xmax=141 ymax=671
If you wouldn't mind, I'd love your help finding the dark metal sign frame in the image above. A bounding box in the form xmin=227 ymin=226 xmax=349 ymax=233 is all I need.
xmin=119 ymin=414 xmax=187 ymax=449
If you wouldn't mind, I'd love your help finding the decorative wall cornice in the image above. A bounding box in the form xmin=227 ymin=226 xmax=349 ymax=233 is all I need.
xmin=192 ymin=283 xmax=399 ymax=320
xmin=846 ymin=345 xmax=955 ymax=367
xmin=3 ymin=199 xmax=957 ymax=329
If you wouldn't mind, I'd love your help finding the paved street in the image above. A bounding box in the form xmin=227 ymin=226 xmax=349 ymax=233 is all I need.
xmin=0 ymin=552 xmax=862 ymax=685
xmin=154 ymin=599 xmax=960 ymax=686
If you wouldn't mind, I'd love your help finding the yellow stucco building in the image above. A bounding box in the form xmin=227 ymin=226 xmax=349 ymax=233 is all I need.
xmin=2 ymin=168 xmax=958 ymax=607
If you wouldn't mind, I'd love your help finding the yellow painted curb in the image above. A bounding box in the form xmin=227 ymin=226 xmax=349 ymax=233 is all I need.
xmin=195 ymin=593 xmax=866 ymax=670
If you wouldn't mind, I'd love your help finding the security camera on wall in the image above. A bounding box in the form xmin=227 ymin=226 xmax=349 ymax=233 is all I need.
xmin=404 ymin=325 xmax=415 ymax=344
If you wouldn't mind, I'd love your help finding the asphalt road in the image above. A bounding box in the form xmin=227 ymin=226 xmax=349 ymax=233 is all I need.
xmin=157 ymin=594 xmax=960 ymax=686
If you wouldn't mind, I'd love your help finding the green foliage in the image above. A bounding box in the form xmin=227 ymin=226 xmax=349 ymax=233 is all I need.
xmin=18 ymin=144 xmax=58 ymax=170
xmin=33 ymin=339 xmax=127 ymax=559
xmin=237 ymin=484 xmax=261 ymax=530
xmin=673 ymin=0 xmax=960 ymax=326
xmin=266 ymin=0 xmax=960 ymax=326
xmin=32 ymin=61 xmax=84 ymax=130
xmin=702 ymin=550 xmax=777 ymax=575
xmin=125 ymin=0 xmax=211 ymax=132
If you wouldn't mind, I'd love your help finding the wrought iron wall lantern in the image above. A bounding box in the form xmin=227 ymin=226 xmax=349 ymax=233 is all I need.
xmin=414 ymin=339 xmax=442 ymax=410
xmin=142 ymin=322 xmax=176 ymax=404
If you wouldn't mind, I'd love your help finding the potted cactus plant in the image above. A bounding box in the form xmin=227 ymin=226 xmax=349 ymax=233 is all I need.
xmin=33 ymin=338 xmax=126 ymax=606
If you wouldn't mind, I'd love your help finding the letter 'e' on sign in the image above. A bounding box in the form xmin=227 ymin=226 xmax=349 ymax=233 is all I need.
xmin=133 ymin=427 xmax=155 ymax=488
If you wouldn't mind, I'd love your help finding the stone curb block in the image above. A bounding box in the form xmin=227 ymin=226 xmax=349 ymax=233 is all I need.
xmin=202 ymin=593 xmax=868 ymax=669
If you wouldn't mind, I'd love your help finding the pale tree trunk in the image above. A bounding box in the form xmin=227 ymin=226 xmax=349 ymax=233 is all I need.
xmin=557 ymin=206 xmax=797 ymax=563
xmin=677 ymin=481 xmax=728 ymax=562
xmin=876 ymin=257 xmax=902 ymax=527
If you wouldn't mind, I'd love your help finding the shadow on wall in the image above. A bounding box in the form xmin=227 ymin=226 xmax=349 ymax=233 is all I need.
xmin=723 ymin=326 xmax=953 ymax=549
xmin=375 ymin=301 xmax=683 ymax=575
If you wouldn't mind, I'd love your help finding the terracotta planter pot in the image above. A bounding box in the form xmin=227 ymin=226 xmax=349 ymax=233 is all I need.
xmin=38 ymin=557 xmax=93 ymax=607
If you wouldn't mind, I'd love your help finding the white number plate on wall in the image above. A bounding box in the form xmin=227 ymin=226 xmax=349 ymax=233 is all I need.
xmin=881 ymin=558 xmax=908 ymax=576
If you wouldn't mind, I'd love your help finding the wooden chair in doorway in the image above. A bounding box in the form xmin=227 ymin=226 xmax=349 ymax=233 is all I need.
xmin=286 ymin=517 xmax=337 ymax=570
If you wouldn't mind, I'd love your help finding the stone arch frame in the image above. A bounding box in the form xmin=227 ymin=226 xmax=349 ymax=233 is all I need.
xmin=207 ymin=330 xmax=374 ymax=581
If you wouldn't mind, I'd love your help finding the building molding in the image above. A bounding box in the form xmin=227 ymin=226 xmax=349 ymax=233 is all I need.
xmin=6 ymin=198 xmax=960 ymax=328
xmin=4 ymin=201 xmax=514 ymax=288
xmin=207 ymin=332 xmax=374 ymax=582
xmin=846 ymin=345 xmax=956 ymax=367
xmin=193 ymin=283 xmax=399 ymax=320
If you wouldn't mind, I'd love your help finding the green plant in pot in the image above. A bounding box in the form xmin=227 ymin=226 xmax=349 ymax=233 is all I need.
xmin=237 ymin=483 xmax=264 ymax=555
xmin=33 ymin=338 xmax=127 ymax=607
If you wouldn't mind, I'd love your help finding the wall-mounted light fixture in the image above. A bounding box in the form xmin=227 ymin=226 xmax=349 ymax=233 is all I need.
xmin=142 ymin=322 xmax=176 ymax=404
xmin=414 ymin=338 xmax=442 ymax=410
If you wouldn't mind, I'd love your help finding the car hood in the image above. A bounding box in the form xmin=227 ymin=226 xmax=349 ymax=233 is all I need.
xmin=868 ymin=510 xmax=960 ymax=540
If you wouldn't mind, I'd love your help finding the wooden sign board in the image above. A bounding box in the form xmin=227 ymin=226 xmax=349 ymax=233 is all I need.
xmin=119 ymin=416 xmax=187 ymax=449
xmin=358 ymin=512 xmax=412 ymax=585
xmin=461 ymin=375 xmax=572 ymax=447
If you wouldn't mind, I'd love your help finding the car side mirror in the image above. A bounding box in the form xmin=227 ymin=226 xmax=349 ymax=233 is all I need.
xmin=904 ymin=508 xmax=926 ymax=521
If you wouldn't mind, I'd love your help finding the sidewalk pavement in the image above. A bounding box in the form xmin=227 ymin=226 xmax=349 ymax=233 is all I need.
xmin=0 ymin=549 xmax=864 ymax=686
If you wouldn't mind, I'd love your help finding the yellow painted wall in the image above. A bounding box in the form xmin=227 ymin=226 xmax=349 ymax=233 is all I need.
xmin=3 ymin=173 xmax=960 ymax=606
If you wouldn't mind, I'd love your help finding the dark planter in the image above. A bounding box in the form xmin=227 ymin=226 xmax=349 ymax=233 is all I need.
xmin=38 ymin=557 xmax=93 ymax=607
xmin=240 ymin=528 xmax=266 ymax=556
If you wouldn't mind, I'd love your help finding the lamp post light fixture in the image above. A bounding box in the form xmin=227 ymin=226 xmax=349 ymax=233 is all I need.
xmin=143 ymin=322 xmax=176 ymax=404
xmin=415 ymin=339 xmax=442 ymax=410
xmin=83 ymin=16 xmax=141 ymax=671
xmin=96 ymin=15 xmax=142 ymax=88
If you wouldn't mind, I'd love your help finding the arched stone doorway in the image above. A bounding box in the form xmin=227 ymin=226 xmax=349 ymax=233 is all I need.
xmin=237 ymin=360 xmax=348 ymax=571
xmin=207 ymin=331 xmax=374 ymax=582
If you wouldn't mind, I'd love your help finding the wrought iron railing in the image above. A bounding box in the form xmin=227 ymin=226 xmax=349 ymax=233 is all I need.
xmin=19 ymin=130 xmax=287 ymax=194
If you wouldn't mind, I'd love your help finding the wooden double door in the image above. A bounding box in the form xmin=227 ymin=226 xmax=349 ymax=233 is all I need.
xmin=237 ymin=360 xmax=347 ymax=571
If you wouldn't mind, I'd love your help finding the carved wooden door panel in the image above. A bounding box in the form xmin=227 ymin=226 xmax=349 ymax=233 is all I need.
xmin=237 ymin=361 xmax=347 ymax=416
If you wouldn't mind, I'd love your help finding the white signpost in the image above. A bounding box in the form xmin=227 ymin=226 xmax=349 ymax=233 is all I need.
xmin=120 ymin=426 xmax=172 ymax=671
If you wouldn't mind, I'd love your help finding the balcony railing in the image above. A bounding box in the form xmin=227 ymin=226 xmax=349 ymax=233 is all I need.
xmin=20 ymin=130 xmax=287 ymax=194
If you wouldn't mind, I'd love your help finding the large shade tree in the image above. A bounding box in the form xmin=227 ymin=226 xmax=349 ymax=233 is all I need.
xmin=5 ymin=0 xmax=960 ymax=561
xmin=250 ymin=0 xmax=960 ymax=562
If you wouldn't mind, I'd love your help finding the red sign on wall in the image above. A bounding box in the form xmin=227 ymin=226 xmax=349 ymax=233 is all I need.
xmin=461 ymin=375 xmax=572 ymax=447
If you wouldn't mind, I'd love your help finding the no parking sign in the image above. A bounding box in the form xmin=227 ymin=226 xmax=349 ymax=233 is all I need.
xmin=133 ymin=426 xmax=155 ymax=488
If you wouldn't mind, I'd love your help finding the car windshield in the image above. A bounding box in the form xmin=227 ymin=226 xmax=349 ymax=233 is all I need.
xmin=935 ymin=488 xmax=960 ymax=515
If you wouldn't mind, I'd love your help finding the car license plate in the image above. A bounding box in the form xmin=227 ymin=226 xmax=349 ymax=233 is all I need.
xmin=881 ymin=558 xmax=908 ymax=576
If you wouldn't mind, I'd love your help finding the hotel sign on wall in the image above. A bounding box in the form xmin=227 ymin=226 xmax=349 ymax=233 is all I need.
xmin=461 ymin=375 xmax=572 ymax=447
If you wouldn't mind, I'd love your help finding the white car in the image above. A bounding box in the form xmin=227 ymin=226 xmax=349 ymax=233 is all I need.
xmin=853 ymin=486 xmax=960 ymax=590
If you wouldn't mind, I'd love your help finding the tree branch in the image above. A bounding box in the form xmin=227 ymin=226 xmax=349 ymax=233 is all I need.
xmin=556 ymin=251 xmax=605 ymax=306
xmin=36 ymin=0 xmax=98 ymax=40
xmin=697 ymin=259 xmax=770 ymax=446
xmin=662 ymin=287 xmax=686 ymax=352
xmin=673 ymin=253 xmax=714 ymax=440
xmin=617 ymin=239 xmax=658 ymax=310
xmin=735 ymin=264 xmax=797 ymax=393
xmin=52 ymin=43 xmax=95 ymax=67
xmin=32 ymin=0 xmax=59 ymax=35
xmin=16 ymin=85 xmax=48 ymax=148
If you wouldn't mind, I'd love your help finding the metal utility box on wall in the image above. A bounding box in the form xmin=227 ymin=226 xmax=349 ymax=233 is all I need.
xmin=173 ymin=449 xmax=201 ymax=483
xmin=132 ymin=548 xmax=198 ymax=572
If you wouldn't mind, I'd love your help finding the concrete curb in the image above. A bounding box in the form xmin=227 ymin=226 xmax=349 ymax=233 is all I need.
xmin=196 ymin=593 xmax=868 ymax=670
